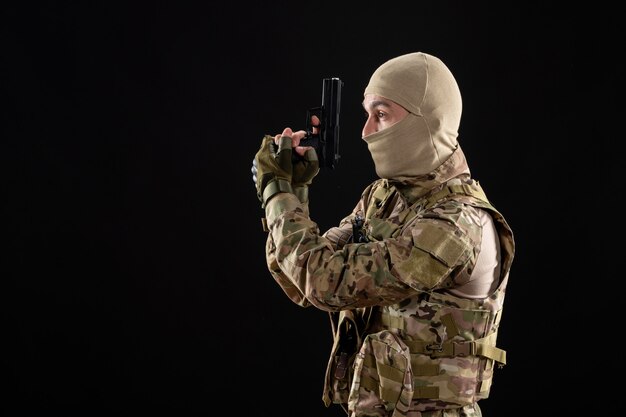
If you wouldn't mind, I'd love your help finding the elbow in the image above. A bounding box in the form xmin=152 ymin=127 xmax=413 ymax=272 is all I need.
xmin=304 ymin=289 xmax=348 ymax=313
xmin=305 ymin=293 xmax=343 ymax=312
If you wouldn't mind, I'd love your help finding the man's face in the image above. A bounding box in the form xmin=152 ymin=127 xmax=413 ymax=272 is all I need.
xmin=362 ymin=94 xmax=409 ymax=137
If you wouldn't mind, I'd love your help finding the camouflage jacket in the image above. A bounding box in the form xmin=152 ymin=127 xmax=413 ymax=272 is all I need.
xmin=263 ymin=147 xmax=515 ymax=415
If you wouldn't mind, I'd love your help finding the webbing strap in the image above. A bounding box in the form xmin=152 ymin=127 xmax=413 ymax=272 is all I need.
xmin=475 ymin=332 xmax=506 ymax=365
xmin=262 ymin=178 xmax=293 ymax=206
xmin=403 ymin=331 xmax=506 ymax=365
xmin=380 ymin=313 xmax=405 ymax=330
xmin=378 ymin=363 xmax=405 ymax=382
xmin=362 ymin=355 xmax=405 ymax=382
xmin=293 ymin=186 xmax=308 ymax=203
xmin=360 ymin=375 xmax=437 ymax=403
xmin=358 ymin=359 xmax=441 ymax=400
xmin=380 ymin=312 xmax=471 ymax=346
xmin=412 ymin=386 xmax=439 ymax=399
xmin=411 ymin=363 xmax=439 ymax=376
xmin=479 ymin=375 xmax=493 ymax=393
xmin=424 ymin=183 xmax=490 ymax=208
xmin=359 ymin=374 xmax=379 ymax=393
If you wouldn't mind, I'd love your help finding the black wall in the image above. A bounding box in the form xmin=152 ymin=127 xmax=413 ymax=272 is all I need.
xmin=4 ymin=2 xmax=620 ymax=415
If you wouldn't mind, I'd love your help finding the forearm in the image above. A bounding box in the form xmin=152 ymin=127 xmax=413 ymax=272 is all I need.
xmin=265 ymin=193 xmax=413 ymax=311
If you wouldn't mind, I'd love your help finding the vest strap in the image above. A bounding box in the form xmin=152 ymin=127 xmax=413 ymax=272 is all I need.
xmin=475 ymin=332 xmax=507 ymax=365
xmin=411 ymin=363 xmax=439 ymax=376
xmin=360 ymin=374 xmax=404 ymax=404
xmin=362 ymin=355 xmax=405 ymax=382
xmin=380 ymin=313 xmax=405 ymax=330
xmin=403 ymin=331 xmax=506 ymax=365
xmin=359 ymin=373 xmax=378 ymax=393
xmin=359 ymin=373 xmax=441 ymax=401
xmin=380 ymin=312 xmax=476 ymax=341
xmin=425 ymin=182 xmax=490 ymax=208
xmin=412 ymin=385 xmax=439 ymax=399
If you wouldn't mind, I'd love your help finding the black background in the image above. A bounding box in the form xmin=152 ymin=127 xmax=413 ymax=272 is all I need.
xmin=3 ymin=2 xmax=621 ymax=415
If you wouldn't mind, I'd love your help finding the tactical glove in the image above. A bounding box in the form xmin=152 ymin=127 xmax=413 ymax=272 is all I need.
xmin=291 ymin=147 xmax=319 ymax=203
xmin=253 ymin=134 xmax=294 ymax=207
xmin=251 ymin=158 xmax=259 ymax=186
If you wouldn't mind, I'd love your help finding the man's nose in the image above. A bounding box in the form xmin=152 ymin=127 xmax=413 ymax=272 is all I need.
xmin=362 ymin=117 xmax=376 ymax=137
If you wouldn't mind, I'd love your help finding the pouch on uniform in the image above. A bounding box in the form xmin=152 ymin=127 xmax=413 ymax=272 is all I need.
xmin=348 ymin=330 xmax=414 ymax=417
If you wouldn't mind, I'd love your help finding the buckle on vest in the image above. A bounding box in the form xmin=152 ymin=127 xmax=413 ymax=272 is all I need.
xmin=425 ymin=341 xmax=476 ymax=358
xmin=425 ymin=342 xmax=444 ymax=357
xmin=453 ymin=342 xmax=475 ymax=357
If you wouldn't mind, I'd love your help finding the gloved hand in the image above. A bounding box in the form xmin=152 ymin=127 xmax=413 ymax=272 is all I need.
xmin=251 ymin=145 xmax=319 ymax=204
xmin=291 ymin=147 xmax=319 ymax=203
xmin=253 ymin=134 xmax=294 ymax=207
xmin=251 ymin=158 xmax=259 ymax=186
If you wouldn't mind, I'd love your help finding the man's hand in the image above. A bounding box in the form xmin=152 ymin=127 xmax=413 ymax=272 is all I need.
xmin=276 ymin=127 xmax=319 ymax=196
xmin=250 ymin=127 xmax=315 ymax=185
xmin=252 ymin=118 xmax=320 ymax=207
xmin=292 ymin=147 xmax=319 ymax=187
xmin=279 ymin=119 xmax=320 ymax=203
xmin=276 ymin=115 xmax=320 ymax=159
xmin=253 ymin=133 xmax=294 ymax=207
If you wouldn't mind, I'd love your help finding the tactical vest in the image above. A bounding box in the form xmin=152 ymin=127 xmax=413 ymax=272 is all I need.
xmin=323 ymin=179 xmax=515 ymax=414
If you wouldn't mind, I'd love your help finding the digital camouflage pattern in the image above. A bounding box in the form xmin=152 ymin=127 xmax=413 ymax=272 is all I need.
xmin=263 ymin=147 xmax=515 ymax=416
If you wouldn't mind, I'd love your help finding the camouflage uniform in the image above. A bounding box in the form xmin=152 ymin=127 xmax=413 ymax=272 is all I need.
xmin=263 ymin=147 xmax=515 ymax=417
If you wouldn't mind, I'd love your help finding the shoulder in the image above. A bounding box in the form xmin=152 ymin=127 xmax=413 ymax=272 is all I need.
xmin=361 ymin=179 xmax=383 ymax=196
xmin=356 ymin=179 xmax=385 ymax=205
xmin=409 ymin=184 xmax=487 ymax=246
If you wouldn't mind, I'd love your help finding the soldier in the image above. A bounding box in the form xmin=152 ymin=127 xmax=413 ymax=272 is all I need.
xmin=252 ymin=52 xmax=515 ymax=417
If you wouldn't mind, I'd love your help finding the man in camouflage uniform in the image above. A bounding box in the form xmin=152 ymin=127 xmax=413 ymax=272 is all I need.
xmin=252 ymin=52 xmax=515 ymax=417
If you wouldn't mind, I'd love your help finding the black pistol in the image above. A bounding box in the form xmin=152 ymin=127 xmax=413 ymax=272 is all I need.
xmin=301 ymin=77 xmax=343 ymax=169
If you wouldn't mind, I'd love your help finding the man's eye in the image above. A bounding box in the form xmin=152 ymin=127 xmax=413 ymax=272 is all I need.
xmin=364 ymin=110 xmax=386 ymax=119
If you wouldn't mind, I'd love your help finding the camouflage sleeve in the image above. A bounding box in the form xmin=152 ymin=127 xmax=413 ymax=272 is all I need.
xmin=265 ymin=234 xmax=310 ymax=307
xmin=264 ymin=198 xmax=312 ymax=307
xmin=322 ymin=201 xmax=363 ymax=250
xmin=264 ymin=193 xmax=477 ymax=312
xmin=265 ymin=195 xmax=360 ymax=305
xmin=322 ymin=220 xmax=353 ymax=250
xmin=322 ymin=189 xmax=370 ymax=250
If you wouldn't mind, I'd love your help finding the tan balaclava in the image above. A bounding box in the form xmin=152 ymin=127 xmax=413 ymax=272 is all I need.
xmin=363 ymin=52 xmax=462 ymax=179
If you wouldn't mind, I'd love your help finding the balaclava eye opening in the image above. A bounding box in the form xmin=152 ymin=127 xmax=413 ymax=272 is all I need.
xmin=363 ymin=52 xmax=462 ymax=179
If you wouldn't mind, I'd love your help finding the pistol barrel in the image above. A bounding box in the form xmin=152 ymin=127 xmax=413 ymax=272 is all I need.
xmin=321 ymin=77 xmax=343 ymax=169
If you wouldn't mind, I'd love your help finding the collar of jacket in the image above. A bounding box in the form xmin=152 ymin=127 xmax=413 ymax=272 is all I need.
xmin=390 ymin=145 xmax=471 ymax=204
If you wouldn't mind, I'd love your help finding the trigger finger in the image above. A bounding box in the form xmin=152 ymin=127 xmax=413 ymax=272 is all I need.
xmin=311 ymin=115 xmax=321 ymax=134
xmin=291 ymin=130 xmax=307 ymax=148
